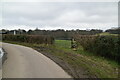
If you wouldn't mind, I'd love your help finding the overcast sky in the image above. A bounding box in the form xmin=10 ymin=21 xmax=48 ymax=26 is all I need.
xmin=0 ymin=0 xmax=118 ymax=30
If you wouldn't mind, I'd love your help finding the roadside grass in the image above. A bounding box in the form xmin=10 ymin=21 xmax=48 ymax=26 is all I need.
xmin=3 ymin=40 xmax=119 ymax=78
xmin=54 ymin=40 xmax=119 ymax=78
xmin=55 ymin=40 xmax=118 ymax=67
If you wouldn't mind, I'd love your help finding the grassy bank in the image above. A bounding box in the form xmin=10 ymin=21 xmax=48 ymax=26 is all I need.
xmin=3 ymin=40 xmax=119 ymax=78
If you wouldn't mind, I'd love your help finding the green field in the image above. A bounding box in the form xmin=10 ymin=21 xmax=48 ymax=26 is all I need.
xmin=55 ymin=40 xmax=98 ymax=56
xmin=97 ymin=32 xmax=118 ymax=36
xmin=55 ymin=40 xmax=71 ymax=49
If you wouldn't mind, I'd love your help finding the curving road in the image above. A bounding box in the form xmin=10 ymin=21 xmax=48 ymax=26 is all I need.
xmin=1 ymin=43 xmax=71 ymax=78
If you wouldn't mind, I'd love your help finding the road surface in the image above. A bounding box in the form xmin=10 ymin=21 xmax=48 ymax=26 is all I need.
xmin=1 ymin=43 xmax=71 ymax=78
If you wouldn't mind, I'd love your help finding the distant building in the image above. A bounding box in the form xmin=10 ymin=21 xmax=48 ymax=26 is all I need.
xmin=14 ymin=30 xmax=16 ymax=35
xmin=8 ymin=29 xmax=26 ymax=35
xmin=0 ymin=30 xmax=7 ymax=34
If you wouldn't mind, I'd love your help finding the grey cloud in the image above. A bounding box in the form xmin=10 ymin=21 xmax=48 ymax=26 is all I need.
xmin=2 ymin=2 xmax=118 ymax=30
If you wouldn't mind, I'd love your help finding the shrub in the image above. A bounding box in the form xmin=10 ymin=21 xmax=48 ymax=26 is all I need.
xmin=2 ymin=34 xmax=54 ymax=44
xmin=74 ymin=35 xmax=119 ymax=62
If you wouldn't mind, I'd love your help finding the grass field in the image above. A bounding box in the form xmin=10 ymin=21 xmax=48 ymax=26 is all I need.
xmin=55 ymin=40 xmax=91 ymax=55
xmin=55 ymin=40 xmax=71 ymax=49
xmin=97 ymin=32 xmax=118 ymax=36
xmin=3 ymin=40 xmax=119 ymax=78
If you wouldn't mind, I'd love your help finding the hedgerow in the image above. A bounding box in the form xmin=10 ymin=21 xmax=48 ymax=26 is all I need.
xmin=74 ymin=35 xmax=119 ymax=62
xmin=2 ymin=34 xmax=54 ymax=44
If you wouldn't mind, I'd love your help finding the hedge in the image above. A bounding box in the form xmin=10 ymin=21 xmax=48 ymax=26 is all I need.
xmin=74 ymin=35 xmax=120 ymax=62
xmin=2 ymin=34 xmax=54 ymax=44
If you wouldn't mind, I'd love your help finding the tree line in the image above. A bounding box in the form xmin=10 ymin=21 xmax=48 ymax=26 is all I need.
xmin=105 ymin=27 xmax=120 ymax=34
xmin=1 ymin=29 xmax=103 ymax=39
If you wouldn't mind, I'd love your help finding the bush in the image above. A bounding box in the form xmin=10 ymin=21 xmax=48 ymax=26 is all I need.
xmin=74 ymin=35 xmax=119 ymax=62
xmin=2 ymin=34 xmax=54 ymax=44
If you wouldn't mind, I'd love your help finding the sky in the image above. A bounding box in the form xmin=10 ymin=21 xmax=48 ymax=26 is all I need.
xmin=0 ymin=0 xmax=119 ymax=30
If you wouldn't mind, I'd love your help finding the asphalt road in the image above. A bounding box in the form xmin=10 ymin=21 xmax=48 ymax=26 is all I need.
xmin=0 ymin=43 xmax=2 ymax=79
xmin=2 ymin=43 xmax=71 ymax=78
